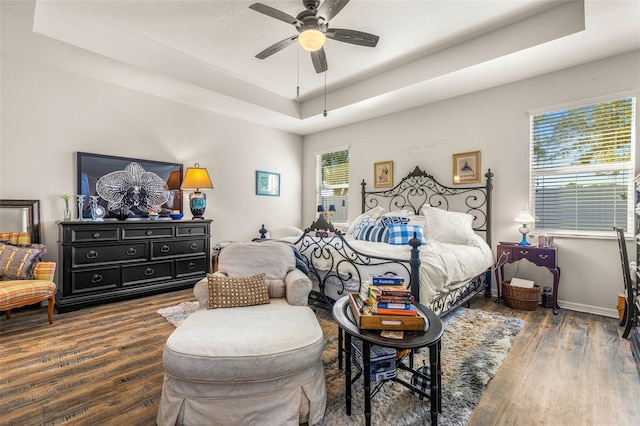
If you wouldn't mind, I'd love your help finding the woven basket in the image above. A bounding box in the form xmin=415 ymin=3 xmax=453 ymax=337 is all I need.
xmin=502 ymin=281 xmax=541 ymax=311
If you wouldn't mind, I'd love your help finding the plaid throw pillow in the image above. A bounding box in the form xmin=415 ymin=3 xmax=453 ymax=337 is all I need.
xmin=379 ymin=216 xmax=411 ymax=228
xmin=387 ymin=224 xmax=426 ymax=245
xmin=207 ymin=273 xmax=270 ymax=309
xmin=357 ymin=225 xmax=390 ymax=243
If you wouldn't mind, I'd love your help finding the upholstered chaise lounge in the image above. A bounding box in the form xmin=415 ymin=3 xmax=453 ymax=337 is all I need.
xmin=0 ymin=232 xmax=56 ymax=324
xmin=157 ymin=241 xmax=327 ymax=425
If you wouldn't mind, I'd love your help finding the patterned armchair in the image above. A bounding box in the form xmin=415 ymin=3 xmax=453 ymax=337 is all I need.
xmin=0 ymin=232 xmax=56 ymax=324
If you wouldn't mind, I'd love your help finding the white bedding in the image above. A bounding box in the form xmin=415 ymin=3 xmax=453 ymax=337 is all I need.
xmin=280 ymin=233 xmax=494 ymax=304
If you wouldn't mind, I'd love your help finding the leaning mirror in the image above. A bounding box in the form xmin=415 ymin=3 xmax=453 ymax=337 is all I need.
xmin=0 ymin=200 xmax=41 ymax=243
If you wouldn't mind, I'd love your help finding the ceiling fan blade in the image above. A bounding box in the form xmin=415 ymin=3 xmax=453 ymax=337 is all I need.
xmin=317 ymin=0 xmax=350 ymax=22
xmin=326 ymin=28 xmax=379 ymax=48
xmin=310 ymin=48 xmax=328 ymax=73
xmin=249 ymin=3 xmax=301 ymax=25
xmin=255 ymin=36 xmax=298 ymax=59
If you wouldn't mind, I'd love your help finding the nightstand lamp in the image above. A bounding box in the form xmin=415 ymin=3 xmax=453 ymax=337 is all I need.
xmin=328 ymin=204 xmax=336 ymax=222
xmin=514 ymin=210 xmax=536 ymax=246
xmin=181 ymin=163 xmax=214 ymax=220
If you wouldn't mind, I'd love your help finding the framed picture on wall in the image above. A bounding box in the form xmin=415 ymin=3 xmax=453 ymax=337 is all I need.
xmin=374 ymin=161 xmax=394 ymax=188
xmin=452 ymin=151 xmax=481 ymax=184
xmin=256 ymin=170 xmax=280 ymax=196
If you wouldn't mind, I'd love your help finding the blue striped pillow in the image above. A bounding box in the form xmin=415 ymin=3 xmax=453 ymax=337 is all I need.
xmin=357 ymin=225 xmax=390 ymax=243
xmin=387 ymin=224 xmax=426 ymax=245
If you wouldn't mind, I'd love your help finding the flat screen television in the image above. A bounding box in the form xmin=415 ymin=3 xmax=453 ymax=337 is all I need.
xmin=76 ymin=152 xmax=183 ymax=219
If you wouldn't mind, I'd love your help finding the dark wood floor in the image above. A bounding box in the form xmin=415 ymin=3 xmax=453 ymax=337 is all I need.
xmin=1 ymin=290 xmax=639 ymax=425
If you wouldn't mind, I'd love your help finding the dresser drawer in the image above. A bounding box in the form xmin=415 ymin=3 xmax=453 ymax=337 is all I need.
xmin=122 ymin=227 xmax=173 ymax=239
xmin=122 ymin=261 xmax=173 ymax=286
xmin=70 ymin=228 xmax=119 ymax=243
xmin=72 ymin=243 xmax=148 ymax=266
xmin=176 ymin=256 xmax=208 ymax=278
xmin=71 ymin=267 xmax=119 ymax=294
xmin=512 ymin=247 xmax=556 ymax=268
xmin=176 ymin=224 xmax=209 ymax=237
xmin=151 ymin=239 xmax=207 ymax=258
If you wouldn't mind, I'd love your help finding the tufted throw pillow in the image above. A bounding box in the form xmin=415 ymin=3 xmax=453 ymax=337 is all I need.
xmin=379 ymin=216 xmax=411 ymax=228
xmin=357 ymin=225 xmax=390 ymax=243
xmin=207 ymin=273 xmax=270 ymax=309
xmin=0 ymin=242 xmax=47 ymax=280
xmin=387 ymin=224 xmax=426 ymax=245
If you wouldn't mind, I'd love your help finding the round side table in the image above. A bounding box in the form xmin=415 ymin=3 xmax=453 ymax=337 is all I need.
xmin=332 ymin=295 xmax=444 ymax=426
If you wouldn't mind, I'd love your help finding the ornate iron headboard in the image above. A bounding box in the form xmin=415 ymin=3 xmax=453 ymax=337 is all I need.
xmin=361 ymin=166 xmax=493 ymax=247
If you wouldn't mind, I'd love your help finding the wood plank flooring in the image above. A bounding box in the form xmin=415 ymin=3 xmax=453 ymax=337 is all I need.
xmin=1 ymin=291 xmax=639 ymax=425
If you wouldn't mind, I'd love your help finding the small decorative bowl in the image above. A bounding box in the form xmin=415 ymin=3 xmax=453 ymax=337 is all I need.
xmin=148 ymin=214 xmax=159 ymax=221
xmin=169 ymin=213 xmax=184 ymax=220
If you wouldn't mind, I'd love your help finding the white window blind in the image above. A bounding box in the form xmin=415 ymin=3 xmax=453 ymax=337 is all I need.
xmin=530 ymin=96 xmax=635 ymax=234
xmin=316 ymin=148 xmax=349 ymax=224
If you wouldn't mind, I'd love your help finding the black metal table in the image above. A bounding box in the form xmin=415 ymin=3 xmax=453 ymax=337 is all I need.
xmin=332 ymin=295 xmax=444 ymax=426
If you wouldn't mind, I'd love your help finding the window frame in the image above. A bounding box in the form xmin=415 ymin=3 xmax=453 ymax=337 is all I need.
xmin=528 ymin=93 xmax=636 ymax=237
xmin=315 ymin=146 xmax=349 ymax=226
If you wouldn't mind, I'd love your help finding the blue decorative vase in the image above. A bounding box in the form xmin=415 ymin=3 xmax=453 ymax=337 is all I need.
xmin=189 ymin=191 xmax=207 ymax=219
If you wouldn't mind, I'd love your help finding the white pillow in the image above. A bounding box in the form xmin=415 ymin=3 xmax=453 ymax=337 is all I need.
xmin=421 ymin=205 xmax=476 ymax=244
xmin=346 ymin=206 xmax=386 ymax=237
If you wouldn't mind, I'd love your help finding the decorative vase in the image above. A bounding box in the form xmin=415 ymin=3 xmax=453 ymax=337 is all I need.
xmin=63 ymin=206 xmax=71 ymax=221
xmin=76 ymin=195 xmax=86 ymax=221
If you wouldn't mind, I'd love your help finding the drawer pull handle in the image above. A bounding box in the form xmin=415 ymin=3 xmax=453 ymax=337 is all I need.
xmin=146 ymin=230 xmax=153 ymax=236
xmin=188 ymin=229 xmax=193 ymax=233
xmin=126 ymin=247 xmax=137 ymax=256
xmin=519 ymin=250 xmax=529 ymax=255
xmin=187 ymin=262 xmax=196 ymax=270
xmin=160 ymin=245 xmax=170 ymax=253
xmin=93 ymin=232 xmax=101 ymax=238
xmin=91 ymin=274 xmax=103 ymax=283
xmin=539 ymin=254 xmax=549 ymax=259
xmin=144 ymin=268 xmax=154 ymax=276
xmin=86 ymin=250 xmax=99 ymax=259
xmin=190 ymin=243 xmax=199 ymax=251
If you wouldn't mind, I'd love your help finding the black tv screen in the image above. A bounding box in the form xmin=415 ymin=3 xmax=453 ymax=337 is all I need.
xmin=76 ymin=152 xmax=183 ymax=219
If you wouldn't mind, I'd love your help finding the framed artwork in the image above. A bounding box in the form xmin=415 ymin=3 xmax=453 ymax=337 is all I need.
xmin=77 ymin=152 xmax=183 ymax=218
xmin=452 ymin=151 xmax=481 ymax=184
xmin=374 ymin=161 xmax=394 ymax=188
xmin=256 ymin=170 xmax=280 ymax=196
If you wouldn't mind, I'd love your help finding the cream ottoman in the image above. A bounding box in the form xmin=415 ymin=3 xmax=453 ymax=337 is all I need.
xmin=156 ymin=299 xmax=326 ymax=425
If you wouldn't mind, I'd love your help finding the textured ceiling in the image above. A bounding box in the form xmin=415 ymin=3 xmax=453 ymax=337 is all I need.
xmin=2 ymin=1 xmax=640 ymax=135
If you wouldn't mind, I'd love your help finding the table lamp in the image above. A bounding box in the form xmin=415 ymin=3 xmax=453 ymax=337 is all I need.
xmin=181 ymin=163 xmax=214 ymax=219
xmin=317 ymin=204 xmax=325 ymax=218
xmin=328 ymin=204 xmax=336 ymax=222
xmin=514 ymin=210 xmax=536 ymax=246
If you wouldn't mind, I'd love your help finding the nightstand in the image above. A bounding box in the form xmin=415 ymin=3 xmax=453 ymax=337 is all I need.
xmin=495 ymin=242 xmax=561 ymax=314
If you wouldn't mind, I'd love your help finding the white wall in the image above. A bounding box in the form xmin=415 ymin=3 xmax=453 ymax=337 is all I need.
xmin=0 ymin=56 xmax=304 ymax=259
xmin=302 ymin=50 xmax=640 ymax=317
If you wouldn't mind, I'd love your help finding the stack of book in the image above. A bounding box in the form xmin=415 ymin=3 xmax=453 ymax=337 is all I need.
xmin=350 ymin=274 xmax=424 ymax=331
xmin=367 ymin=285 xmax=417 ymax=317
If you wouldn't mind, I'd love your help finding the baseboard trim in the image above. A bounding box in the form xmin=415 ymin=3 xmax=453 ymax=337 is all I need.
xmin=558 ymin=300 xmax=619 ymax=319
xmin=488 ymin=290 xmax=619 ymax=318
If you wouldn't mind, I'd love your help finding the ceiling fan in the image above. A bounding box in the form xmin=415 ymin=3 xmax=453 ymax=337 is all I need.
xmin=249 ymin=0 xmax=380 ymax=73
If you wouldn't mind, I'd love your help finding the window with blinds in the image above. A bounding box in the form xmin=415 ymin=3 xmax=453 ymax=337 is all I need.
xmin=530 ymin=96 xmax=635 ymax=234
xmin=316 ymin=148 xmax=349 ymax=225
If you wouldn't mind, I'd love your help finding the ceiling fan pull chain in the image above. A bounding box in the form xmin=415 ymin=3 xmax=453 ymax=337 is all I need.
xmin=297 ymin=45 xmax=301 ymax=101
xmin=323 ymin=69 xmax=328 ymax=117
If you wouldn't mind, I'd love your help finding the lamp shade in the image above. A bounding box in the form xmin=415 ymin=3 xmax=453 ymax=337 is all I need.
xmin=299 ymin=29 xmax=325 ymax=51
xmin=514 ymin=211 xmax=536 ymax=224
xmin=317 ymin=205 xmax=325 ymax=213
xmin=328 ymin=204 xmax=336 ymax=212
xmin=181 ymin=163 xmax=213 ymax=191
xmin=166 ymin=170 xmax=182 ymax=191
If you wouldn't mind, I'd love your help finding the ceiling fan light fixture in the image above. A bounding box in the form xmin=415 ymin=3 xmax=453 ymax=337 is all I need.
xmin=298 ymin=29 xmax=325 ymax=51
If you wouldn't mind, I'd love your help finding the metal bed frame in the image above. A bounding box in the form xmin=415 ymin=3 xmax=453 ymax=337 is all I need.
xmin=260 ymin=166 xmax=494 ymax=317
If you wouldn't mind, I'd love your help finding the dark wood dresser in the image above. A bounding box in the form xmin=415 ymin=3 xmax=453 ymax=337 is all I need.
xmin=57 ymin=220 xmax=211 ymax=313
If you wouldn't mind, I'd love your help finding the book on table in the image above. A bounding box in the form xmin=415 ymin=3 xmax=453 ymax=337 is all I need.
xmin=370 ymin=274 xmax=405 ymax=285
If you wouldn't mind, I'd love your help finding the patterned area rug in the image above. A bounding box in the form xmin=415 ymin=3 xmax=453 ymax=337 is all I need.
xmin=157 ymin=302 xmax=524 ymax=426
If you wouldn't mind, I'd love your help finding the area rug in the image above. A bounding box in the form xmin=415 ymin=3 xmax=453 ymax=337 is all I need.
xmin=157 ymin=302 xmax=524 ymax=426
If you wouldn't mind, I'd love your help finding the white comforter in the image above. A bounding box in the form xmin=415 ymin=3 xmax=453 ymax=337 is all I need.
xmin=281 ymin=233 xmax=494 ymax=304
